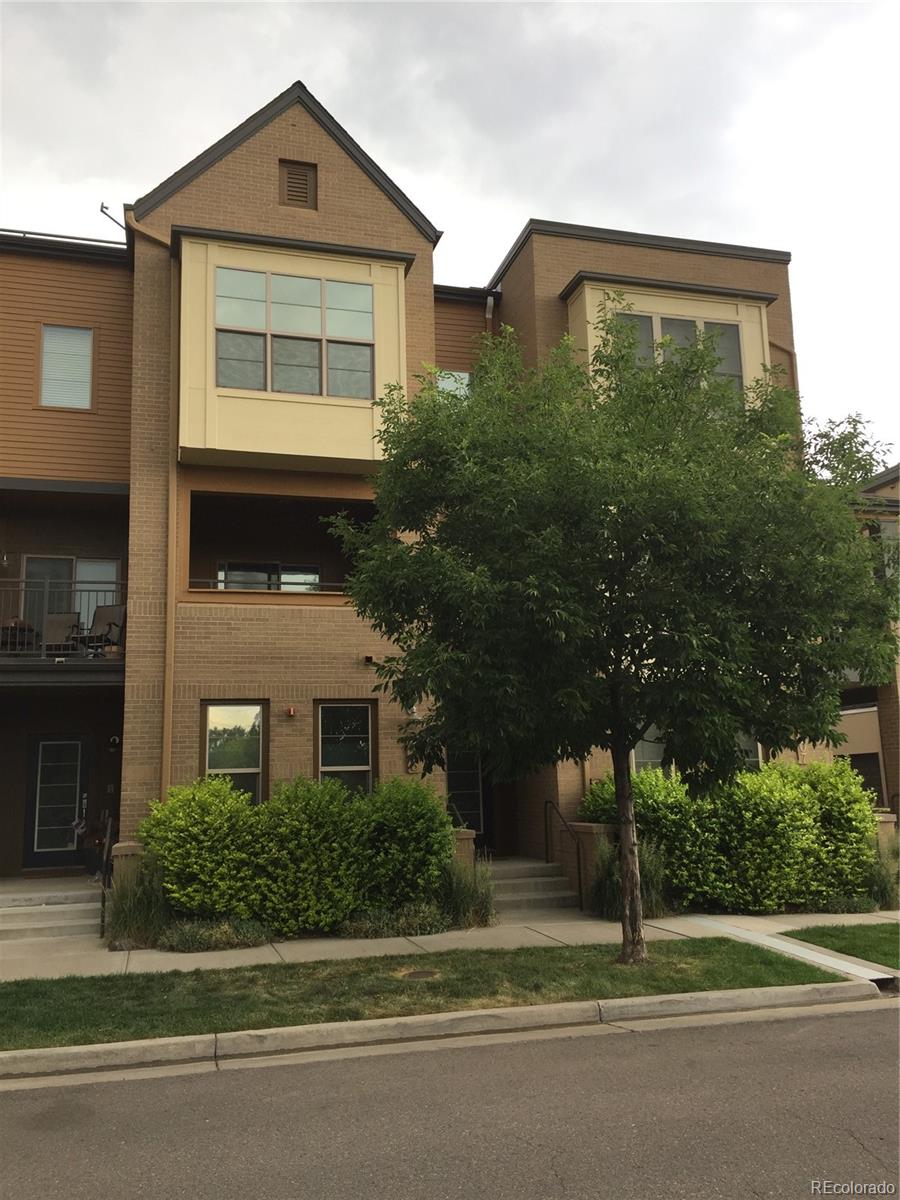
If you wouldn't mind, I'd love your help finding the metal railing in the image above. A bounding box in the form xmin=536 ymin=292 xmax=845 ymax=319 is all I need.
xmin=544 ymin=797 xmax=585 ymax=911
xmin=0 ymin=580 xmax=126 ymax=660
xmin=188 ymin=578 xmax=346 ymax=595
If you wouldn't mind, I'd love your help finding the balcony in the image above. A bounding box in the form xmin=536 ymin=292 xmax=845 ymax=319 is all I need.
xmin=0 ymin=579 xmax=126 ymax=682
xmin=187 ymin=491 xmax=372 ymax=601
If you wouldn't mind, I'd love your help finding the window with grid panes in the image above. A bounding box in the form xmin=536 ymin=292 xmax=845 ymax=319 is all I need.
xmin=618 ymin=312 xmax=743 ymax=388
xmin=215 ymin=268 xmax=374 ymax=400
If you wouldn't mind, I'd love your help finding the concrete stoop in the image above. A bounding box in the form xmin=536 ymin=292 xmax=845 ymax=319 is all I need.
xmin=490 ymin=858 xmax=580 ymax=913
xmin=0 ymin=884 xmax=101 ymax=941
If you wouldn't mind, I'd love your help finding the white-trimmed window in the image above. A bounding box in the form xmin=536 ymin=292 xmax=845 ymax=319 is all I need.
xmin=632 ymin=726 xmax=667 ymax=774
xmin=203 ymin=701 xmax=266 ymax=803
xmin=317 ymin=702 xmax=374 ymax=793
xmin=437 ymin=370 xmax=471 ymax=396
xmin=40 ymin=326 xmax=93 ymax=409
xmin=215 ymin=268 xmax=374 ymax=400
xmin=619 ymin=312 xmax=743 ymax=388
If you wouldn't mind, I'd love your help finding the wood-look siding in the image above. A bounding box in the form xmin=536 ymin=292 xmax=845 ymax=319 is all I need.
xmin=434 ymin=298 xmax=488 ymax=371
xmin=0 ymin=252 xmax=133 ymax=482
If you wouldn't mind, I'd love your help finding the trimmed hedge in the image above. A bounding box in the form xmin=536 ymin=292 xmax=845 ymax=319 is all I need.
xmin=577 ymin=760 xmax=879 ymax=914
xmin=140 ymin=775 xmax=454 ymax=938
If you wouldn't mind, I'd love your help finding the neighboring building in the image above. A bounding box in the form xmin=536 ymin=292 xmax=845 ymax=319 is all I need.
xmin=834 ymin=464 xmax=900 ymax=812
xmin=1 ymin=79 xmax=860 ymax=881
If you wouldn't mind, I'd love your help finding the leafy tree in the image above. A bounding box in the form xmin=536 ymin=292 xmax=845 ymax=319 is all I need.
xmin=331 ymin=305 xmax=897 ymax=963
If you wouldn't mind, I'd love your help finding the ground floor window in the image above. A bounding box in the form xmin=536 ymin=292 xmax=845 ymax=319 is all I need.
xmin=317 ymin=702 xmax=375 ymax=793
xmin=203 ymin=701 xmax=266 ymax=802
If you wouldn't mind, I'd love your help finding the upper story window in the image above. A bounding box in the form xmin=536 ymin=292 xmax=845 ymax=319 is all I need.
xmin=620 ymin=313 xmax=743 ymax=388
xmin=40 ymin=326 xmax=93 ymax=409
xmin=215 ymin=268 xmax=374 ymax=400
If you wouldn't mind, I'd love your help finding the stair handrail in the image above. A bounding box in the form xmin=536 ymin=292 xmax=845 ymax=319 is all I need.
xmin=543 ymin=798 xmax=584 ymax=911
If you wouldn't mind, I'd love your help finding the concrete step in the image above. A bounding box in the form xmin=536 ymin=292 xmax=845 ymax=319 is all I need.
xmin=0 ymin=887 xmax=100 ymax=909
xmin=493 ymin=889 xmax=580 ymax=911
xmin=0 ymin=917 xmax=101 ymax=941
xmin=489 ymin=860 xmax=566 ymax=882
xmin=0 ymin=902 xmax=101 ymax=928
xmin=492 ymin=876 xmax=576 ymax=898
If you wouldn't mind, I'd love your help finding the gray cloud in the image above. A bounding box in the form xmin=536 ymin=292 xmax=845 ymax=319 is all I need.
xmin=1 ymin=1 xmax=896 ymax=454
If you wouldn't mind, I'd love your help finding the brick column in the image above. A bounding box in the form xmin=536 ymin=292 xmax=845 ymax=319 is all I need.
xmin=119 ymin=238 xmax=172 ymax=838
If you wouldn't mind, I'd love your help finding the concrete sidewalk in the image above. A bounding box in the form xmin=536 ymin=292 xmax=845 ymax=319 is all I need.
xmin=0 ymin=909 xmax=896 ymax=983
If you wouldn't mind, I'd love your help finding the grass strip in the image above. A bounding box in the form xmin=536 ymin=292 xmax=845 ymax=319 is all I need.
xmin=782 ymin=922 xmax=899 ymax=970
xmin=0 ymin=938 xmax=841 ymax=1052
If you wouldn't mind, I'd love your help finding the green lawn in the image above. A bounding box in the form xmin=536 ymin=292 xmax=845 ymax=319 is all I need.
xmin=0 ymin=938 xmax=841 ymax=1052
xmin=783 ymin=923 xmax=900 ymax=970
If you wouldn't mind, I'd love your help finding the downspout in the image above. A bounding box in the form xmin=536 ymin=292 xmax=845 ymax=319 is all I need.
xmin=125 ymin=210 xmax=177 ymax=803
xmin=485 ymin=293 xmax=495 ymax=333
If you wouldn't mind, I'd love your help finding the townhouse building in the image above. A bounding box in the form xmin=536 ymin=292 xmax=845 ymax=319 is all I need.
xmin=1 ymin=80 xmax=891 ymax=883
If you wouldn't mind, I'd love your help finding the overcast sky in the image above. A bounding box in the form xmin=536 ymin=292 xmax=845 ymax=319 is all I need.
xmin=1 ymin=1 xmax=897 ymax=459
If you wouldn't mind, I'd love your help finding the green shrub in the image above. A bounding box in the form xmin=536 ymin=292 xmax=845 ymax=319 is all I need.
xmin=140 ymin=776 xmax=263 ymax=919
xmin=140 ymin=774 xmax=455 ymax=939
xmin=105 ymin=854 xmax=172 ymax=948
xmin=578 ymin=761 xmax=881 ymax=915
xmin=361 ymin=777 xmax=455 ymax=908
xmin=868 ymin=832 xmax=900 ymax=910
xmin=438 ymin=858 xmax=496 ymax=929
xmin=259 ymin=776 xmax=369 ymax=936
xmin=156 ymin=917 xmax=271 ymax=953
xmin=590 ymin=834 xmax=672 ymax=920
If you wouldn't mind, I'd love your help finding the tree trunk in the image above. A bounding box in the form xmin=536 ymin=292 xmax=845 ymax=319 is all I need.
xmin=612 ymin=738 xmax=647 ymax=964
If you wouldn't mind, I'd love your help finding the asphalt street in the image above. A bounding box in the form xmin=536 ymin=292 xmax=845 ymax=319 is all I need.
xmin=1 ymin=1006 xmax=897 ymax=1200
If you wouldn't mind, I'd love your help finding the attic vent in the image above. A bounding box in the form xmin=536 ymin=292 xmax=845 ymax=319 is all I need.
xmin=279 ymin=160 xmax=317 ymax=209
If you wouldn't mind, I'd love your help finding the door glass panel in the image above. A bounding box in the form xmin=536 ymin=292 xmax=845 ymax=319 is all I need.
xmin=75 ymin=559 xmax=118 ymax=629
xmin=446 ymin=748 xmax=483 ymax=832
xmin=34 ymin=741 xmax=81 ymax=852
xmin=23 ymin=558 xmax=73 ymax=632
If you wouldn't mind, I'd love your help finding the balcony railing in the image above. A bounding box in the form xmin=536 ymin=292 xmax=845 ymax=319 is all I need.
xmin=188 ymin=578 xmax=346 ymax=595
xmin=0 ymin=580 xmax=126 ymax=661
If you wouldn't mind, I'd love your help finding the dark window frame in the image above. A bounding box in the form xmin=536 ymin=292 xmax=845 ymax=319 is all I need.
xmin=313 ymin=699 xmax=378 ymax=794
xmin=199 ymin=699 xmax=269 ymax=803
xmin=214 ymin=267 xmax=374 ymax=400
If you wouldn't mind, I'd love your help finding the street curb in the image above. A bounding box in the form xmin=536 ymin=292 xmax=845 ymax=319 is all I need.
xmin=0 ymin=981 xmax=879 ymax=1079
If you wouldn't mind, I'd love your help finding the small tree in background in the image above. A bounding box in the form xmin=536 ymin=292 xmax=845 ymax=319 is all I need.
xmin=332 ymin=306 xmax=897 ymax=963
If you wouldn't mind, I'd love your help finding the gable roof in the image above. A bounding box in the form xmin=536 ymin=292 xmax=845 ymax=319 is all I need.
xmin=132 ymin=81 xmax=441 ymax=245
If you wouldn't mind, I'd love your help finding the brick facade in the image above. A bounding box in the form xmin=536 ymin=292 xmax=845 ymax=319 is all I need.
xmin=3 ymin=82 xmax=896 ymax=876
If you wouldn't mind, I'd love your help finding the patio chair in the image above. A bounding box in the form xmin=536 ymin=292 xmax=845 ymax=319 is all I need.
xmin=75 ymin=603 xmax=125 ymax=657
xmin=41 ymin=612 xmax=80 ymax=655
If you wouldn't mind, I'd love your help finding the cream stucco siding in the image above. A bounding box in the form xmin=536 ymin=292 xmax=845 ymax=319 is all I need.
xmin=568 ymin=282 xmax=770 ymax=387
xmin=179 ymin=237 xmax=407 ymax=469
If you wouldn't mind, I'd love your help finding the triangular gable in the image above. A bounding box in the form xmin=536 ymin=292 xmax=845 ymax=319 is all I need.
xmin=132 ymin=81 xmax=441 ymax=245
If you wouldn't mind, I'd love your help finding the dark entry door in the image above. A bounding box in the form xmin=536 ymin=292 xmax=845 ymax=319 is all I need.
xmin=23 ymin=736 xmax=90 ymax=868
xmin=446 ymin=749 xmax=494 ymax=851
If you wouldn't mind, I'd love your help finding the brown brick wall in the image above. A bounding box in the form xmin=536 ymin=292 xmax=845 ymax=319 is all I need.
xmin=138 ymin=102 xmax=434 ymax=396
xmin=118 ymin=100 xmax=438 ymax=836
xmin=118 ymin=238 xmax=172 ymax=837
xmin=169 ymin=602 xmax=414 ymax=788
xmin=527 ymin=232 xmax=794 ymax=366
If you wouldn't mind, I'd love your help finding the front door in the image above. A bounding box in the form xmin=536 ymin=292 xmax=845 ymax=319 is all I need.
xmin=23 ymin=736 xmax=90 ymax=868
xmin=446 ymin=749 xmax=495 ymax=851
